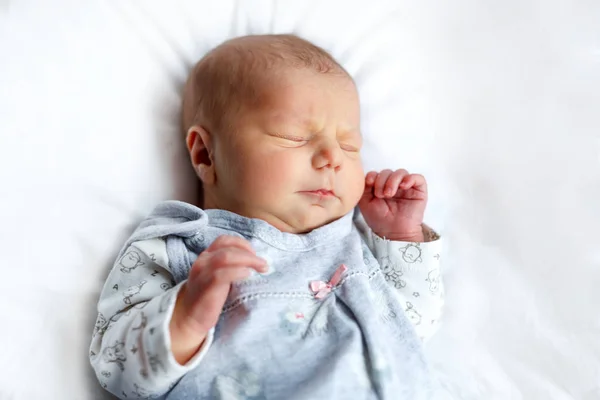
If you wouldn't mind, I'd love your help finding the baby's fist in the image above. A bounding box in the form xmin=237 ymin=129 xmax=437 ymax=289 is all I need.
xmin=358 ymin=169 xmax=428 ymax=242
xmin=170 ymin=235 xmax=267 ymax=364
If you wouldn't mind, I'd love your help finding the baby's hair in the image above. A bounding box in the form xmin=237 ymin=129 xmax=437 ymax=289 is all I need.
xmin=182 ymin=34 xmax=351 ymax=136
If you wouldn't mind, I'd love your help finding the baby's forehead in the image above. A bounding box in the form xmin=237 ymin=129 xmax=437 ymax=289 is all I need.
xmin=255 ymin=71 xmax=360 ymax=128
xmin=264 ymin=109 xmax=361 ymax=137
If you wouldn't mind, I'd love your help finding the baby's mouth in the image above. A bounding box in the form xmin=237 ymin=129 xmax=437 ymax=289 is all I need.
xmin=301 ymin=189 xmax=335 ymax=197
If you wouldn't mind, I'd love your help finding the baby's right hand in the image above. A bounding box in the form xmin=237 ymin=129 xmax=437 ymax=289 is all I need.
xmin=169 ymin=235 xmax=267 ymax=364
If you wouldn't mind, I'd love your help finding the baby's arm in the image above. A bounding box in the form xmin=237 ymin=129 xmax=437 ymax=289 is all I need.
xmin=357 ymin=169 xmax=444 ymax=340
xmin=366 ymin=225 xmax=444 ymax=341
xmin=89 ymin=239 xmax=213 ymax=399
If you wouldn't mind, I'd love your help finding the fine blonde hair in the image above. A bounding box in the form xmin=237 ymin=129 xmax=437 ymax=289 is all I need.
xmin=182 ymin=34 xmax=350 ymax=136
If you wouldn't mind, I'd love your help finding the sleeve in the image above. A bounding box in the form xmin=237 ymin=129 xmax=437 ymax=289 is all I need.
xmin=362 ymin=222 xmax=444 ymax=342
xmin=89 ymin=238 xmax=214 ymax=399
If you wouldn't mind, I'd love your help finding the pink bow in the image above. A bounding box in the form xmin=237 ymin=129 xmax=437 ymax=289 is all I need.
xmin=310 ymin=264 xmax=348 ymax=299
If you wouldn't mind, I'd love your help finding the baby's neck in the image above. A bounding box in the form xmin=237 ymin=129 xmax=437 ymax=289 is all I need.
xmin=202 ymin=196 xmax=338 ymax=235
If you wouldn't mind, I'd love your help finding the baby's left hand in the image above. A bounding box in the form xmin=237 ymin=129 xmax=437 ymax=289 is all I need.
xmin=358 ymin=169 xmax=428 ymax=242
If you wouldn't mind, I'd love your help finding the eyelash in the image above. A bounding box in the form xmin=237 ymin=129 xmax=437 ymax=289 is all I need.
xmin=281 ymin=135 xmax=309 ymax=143
xmin=275 ymin=134 xmax=359 ymax=152
xmin=340 ymin=144 xmax=359 ymax=152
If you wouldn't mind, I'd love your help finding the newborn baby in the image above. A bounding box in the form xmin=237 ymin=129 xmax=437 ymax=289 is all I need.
xmin=90 ymin=34 xmax=445 ymax=400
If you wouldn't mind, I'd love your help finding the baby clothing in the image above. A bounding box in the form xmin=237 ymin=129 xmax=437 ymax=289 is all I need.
xmin=90 ymin=201 xmax=445 ymax=399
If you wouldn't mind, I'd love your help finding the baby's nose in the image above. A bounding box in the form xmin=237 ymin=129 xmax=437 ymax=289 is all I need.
xmin=312 ymin=139 xmax=343 ymax=170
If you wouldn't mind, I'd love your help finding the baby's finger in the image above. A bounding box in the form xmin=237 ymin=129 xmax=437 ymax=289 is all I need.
xmin=212 ymin=249 xmax=267 ymax=272
xmin=206 ymin=235 xmax=255 ymax=255
xmin=400 ymin=174 xmax=427 ymax=191
xmin=192 ymin=265 xmax=255 ymax=293
xmin=384 ymin=169 xmax=409 ymax=197
xmin=374 ymin=169 xmax=393 ymax=198
xmin=198 ymin=248 xmax=267 ymax=273
xmin=210 ymin=266 xmax=254 ymax=285
xmin=365 ymin=171 xmax=378 ymax=186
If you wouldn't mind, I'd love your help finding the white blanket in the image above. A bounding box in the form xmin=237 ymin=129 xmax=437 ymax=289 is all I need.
xmin=1 ymin=1 xmax=599 ymax=399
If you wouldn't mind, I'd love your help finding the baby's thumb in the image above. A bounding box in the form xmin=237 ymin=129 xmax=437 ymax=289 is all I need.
xmin=358 ymin=189 xmax=374 ymax=207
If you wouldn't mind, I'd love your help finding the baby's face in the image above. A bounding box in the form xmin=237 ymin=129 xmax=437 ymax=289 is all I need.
xmin=211 ymin=68 xmax=364 ymax=233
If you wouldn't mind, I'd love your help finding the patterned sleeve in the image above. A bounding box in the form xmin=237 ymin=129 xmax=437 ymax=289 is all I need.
xmin=362 ymin=223 xmax=444 ymax=342
xmin=89 ymin=238 xmax=214 ymax=399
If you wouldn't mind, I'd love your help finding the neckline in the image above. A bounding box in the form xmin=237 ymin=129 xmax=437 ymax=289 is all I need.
xmin=204 ymin=208 xmax=354 ymax=251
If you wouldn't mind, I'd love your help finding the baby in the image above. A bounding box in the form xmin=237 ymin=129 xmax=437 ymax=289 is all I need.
xmin=90 ymin=34 xmax=445 ymax=400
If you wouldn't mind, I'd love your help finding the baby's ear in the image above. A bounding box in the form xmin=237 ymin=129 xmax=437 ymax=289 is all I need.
xmin=186 ymin=125 xmax=216 ymax=185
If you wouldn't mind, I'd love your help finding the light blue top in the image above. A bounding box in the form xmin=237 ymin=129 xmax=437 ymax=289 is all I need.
xmin=90 ymin=201 xmax=445 ymax=400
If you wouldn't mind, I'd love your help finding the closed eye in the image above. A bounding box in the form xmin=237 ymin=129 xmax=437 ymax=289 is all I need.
xmin=340 ymin=143 xmax=360 ymax=152
xmin=283 ymin=135 xmax=309 ymax=143
xmin=270 ymin=132 xmax=310 ymax=143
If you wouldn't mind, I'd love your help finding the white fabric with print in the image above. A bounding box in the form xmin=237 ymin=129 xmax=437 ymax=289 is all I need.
xmin=90 ymin=241 xmax=214 ymax=398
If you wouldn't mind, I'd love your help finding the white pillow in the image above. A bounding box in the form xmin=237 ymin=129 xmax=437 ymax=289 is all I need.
xmin=2 ymin=1 xmax=599 ymax=399
xmin=0 ymin=2 xmax=445 ymax=398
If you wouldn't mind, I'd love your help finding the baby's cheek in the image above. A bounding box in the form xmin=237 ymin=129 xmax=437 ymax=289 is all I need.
xmin=347 ymin=166 xmax=366 ymax=203
xmin=237 ymin=159 xmax=291 ymax=206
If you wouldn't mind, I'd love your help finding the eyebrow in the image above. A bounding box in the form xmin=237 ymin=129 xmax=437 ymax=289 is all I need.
xmin=285 ymin=116 xmax=320 ymax=132
xmin=269 ymin=113 xmax=360 ymax=137
xmin=297 ymin=117 xmax=360 ymax=136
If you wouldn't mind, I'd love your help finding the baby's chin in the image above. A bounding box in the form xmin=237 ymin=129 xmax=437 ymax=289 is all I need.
xmin=234 ymin=194 xmax=358 ymax=233
xmin=281 ymin=203 xmax=352 ymax=234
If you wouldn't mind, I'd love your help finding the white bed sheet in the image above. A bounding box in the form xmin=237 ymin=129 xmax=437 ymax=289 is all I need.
xmin=1 ymin=1 xmax=599 ymax=399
